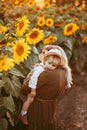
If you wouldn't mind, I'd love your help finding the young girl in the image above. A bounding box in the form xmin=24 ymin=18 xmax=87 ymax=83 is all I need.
xmin=19 ymin=48 xmax=66 ymax=125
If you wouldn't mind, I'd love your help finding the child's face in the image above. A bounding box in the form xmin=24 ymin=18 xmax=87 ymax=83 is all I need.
xmin=44 ymin=55 xmax=61 ymax=70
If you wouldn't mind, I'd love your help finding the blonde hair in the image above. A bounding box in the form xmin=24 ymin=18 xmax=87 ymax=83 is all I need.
xmin=56 ymin=46 xmax=72 ymax=88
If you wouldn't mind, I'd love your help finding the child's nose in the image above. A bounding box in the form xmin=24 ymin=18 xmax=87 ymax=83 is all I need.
xmin=49 ymin=64 xmax=53 ymax=68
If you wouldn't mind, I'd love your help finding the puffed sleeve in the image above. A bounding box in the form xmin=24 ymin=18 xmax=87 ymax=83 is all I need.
xmin=29 ymin=65 xmax=44 ymax=89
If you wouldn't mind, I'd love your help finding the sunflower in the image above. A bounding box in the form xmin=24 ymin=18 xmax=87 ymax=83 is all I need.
xmin=45 ymin=18 xmax=54 ymax=27
xmin=55 ymin=21 xmax=64 ymax=27
xmin=19 ymin=3 xmax=23 ymax=6
xmin=38 ymin=13 xmax=45 ymax=18
xmin=37 ymin=18 xmax=45 ymax=27
xmin=14 ymin=0 xmax=19 ymax=5
xmin=5 ymin=57 xmax=15 ymax=70
xmin=80 ymin=23 xmax=87 ymax=31
xmin=26 ymin=28 xmax=44 ymax=44
xmin=44 ymin=35 xmax=57 ymax=44
xmin=28 ymin=8 xmax=33 ymax=14
xmin=44 ymin=2 xmax=50 ymax=9
xmin=82 ymin=36 xmax=87 ymax=44
xmin=64 ymin=23 xmax=79 ymax=36
xmin=0 ymin=57 xmax=14 ymax=72
xmin=15 ymin=16 xmax=30 ymax=36
xmin=27 ymin=1 xmax=35 ymax=6
xmin=73 ymin=17 xmax=79 ymax=22
xmin=0 ymin=25 xmax=7 ymax=33
xmin=12 ymin=38 xmax=31 ymax=64
xmin=35 ymin=7 xmax=41 ymax=12
xmin=62 ymin=8 xmax=69 ymax=13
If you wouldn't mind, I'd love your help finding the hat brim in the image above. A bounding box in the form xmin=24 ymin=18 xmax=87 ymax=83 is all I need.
xmin=39 ymin=53 xmax=45 ymax=62
xmin=39 ymin=45 xmax=64 ymax=61
xmin=42 ymin=52 xmax=66 ymax=66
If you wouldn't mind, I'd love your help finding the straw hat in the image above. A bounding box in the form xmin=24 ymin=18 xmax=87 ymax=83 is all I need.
xmin=39 ymin=45 xmax=65 ymax=61
xmin=42 ymin=48 xmax=66 ymax=66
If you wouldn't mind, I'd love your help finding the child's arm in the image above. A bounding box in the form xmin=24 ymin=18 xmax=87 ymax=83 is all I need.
xmin=22 ymin=88 xmax=36 ymax=112
xmin=20 ymin=64 xmax=44 ymax=115
xmin=19 ymin=88 xmax=36 ymax=125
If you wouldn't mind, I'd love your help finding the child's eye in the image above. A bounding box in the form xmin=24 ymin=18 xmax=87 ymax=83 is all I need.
xmin=53 ymin=64 xmax=56 ymax=67
xmin=48 ymin=62 xmax=51 ymax=64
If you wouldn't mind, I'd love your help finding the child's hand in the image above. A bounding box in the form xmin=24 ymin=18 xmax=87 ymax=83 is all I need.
xmin=19 ymin=114 xmax=28 ymax=125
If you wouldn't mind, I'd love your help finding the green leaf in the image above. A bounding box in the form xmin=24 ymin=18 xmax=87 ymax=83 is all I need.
xmin=44 ymin=30 xmax=52 ymax=37
xmin=9 ymin=68 xmax=25 ymax=78
xmin=32 ymin=45 xmax=39 ymax=55
xmin=9 ymin=75 xmax=21 ymax=98
xmin=63 ymin=40 xmax=73 ymax=51
xmin=58 ymin=39 xmax=74 ymax=60
xmin=0 ymin=33 xmax=5 ymax=41
xmin=0 ymin=118 xmax=8 ymax=130
xmin=24 ymin=54 xmax=39 ymax=70
xmin=3 ymin=94 xmax=15 ymax=112
xmin=0 ymin=78 xmax=9 ymax=88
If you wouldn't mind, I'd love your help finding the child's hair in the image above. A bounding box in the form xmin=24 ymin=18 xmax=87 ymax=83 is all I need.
xmin=44 ymin=54 xmax=60 ymax=61
xmin=57 ymin=47 xmax=72 ymax=88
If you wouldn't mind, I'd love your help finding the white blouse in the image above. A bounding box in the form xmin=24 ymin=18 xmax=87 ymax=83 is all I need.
xmin=28 ymin=63 xmax=44 ymax=89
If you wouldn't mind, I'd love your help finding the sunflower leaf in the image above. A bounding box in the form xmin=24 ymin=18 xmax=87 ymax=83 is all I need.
xmin=8 ymin=76 xmax=21 ymax=98
xmin=9 ymin=68 xmax=25 ymax=78
xmin=3 ymin=94 xmax=16 ymax=112
xmin=32 ymin=45 xmax=39 ymax=55
xmin=0 ymin=78 xmax=9 ymax=88
xmin=0 ymin=33 xmax=5 ymax=41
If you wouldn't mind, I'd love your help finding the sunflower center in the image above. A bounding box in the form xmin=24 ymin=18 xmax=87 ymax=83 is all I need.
xmin=19 ymin=21 xmax=24 ymax=30
xmin=16 ymin=45 xmax=24 ymax=56
xmin=1 ymin=60 xmax=5 ymax=66
xmin=40 ymin=21 xmax=43 ymax=24
xmin=2 ymin=63 xmax=5 ymax=66
xmin=48 ymin=21 xmax=51 ymax=24
xmin=67 ymin=25 xmax=73 ymax=32
xmin=30 ymin=31 xmax=39 ymax=39
xmin=50 ymin=38 xmax=53 ymax=41
xmin=30 ymin=2 xmax=32 ymax=5
xmin=46 ymin=4 xmax=48 ymax=6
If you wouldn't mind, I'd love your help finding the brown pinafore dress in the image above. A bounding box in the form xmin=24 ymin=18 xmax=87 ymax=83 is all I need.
xmin=27 ymin=67 xmax=67 ymax=130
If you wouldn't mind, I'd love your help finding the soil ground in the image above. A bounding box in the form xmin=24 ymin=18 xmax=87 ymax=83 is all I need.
xmin=55 ymin=70 xmax=87 ymax=130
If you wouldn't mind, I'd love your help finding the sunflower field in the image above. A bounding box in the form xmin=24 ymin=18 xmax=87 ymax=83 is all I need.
xmin=0 ymin=1 xmax=87 ymax=129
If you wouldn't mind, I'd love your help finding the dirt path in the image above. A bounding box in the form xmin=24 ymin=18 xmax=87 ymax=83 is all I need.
xmin=55 ymin=72 xmax=87 ymax=130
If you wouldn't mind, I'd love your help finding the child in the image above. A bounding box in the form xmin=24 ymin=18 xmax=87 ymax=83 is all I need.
xmin=39 ymin=45 xmax=72 ymax=88
xmin=19 ymin=48 xmax=66 ymax=125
